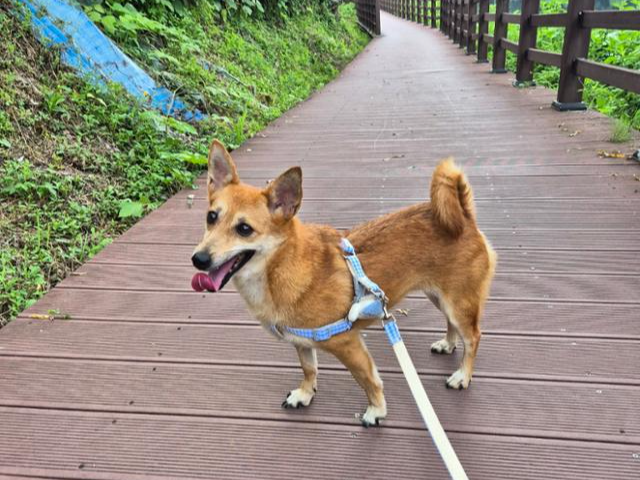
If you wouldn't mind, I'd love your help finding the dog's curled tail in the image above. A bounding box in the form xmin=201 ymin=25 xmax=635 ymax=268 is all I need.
xmin=430 ymin=158 xmax=476 ymax=237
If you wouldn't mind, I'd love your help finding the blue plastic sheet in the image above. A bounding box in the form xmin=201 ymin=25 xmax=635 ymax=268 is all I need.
xmin=18 ymin=0 xmax=204 ymax=121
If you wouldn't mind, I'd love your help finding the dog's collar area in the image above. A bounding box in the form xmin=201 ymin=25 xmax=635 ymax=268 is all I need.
xmin=272 ymin=238 xmax=388 ymax=342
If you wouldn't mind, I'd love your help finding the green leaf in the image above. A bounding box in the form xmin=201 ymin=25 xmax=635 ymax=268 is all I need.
xmin=87 ymin=11 xmax=102 ymax=23
xmin=0 ymin=138 xmax=11 ymax=148
xmin=100 ymin=15 xmax=117 ymax=35
xmin=37 ymin=182 xmax=58 ymax=199
xmin=118 ymin=200 xmax=145 ymax=218
xmin=175 ymin=152 xmax=208 ymax=165
xmin=162 ymin=116 xmax=197 ymax=135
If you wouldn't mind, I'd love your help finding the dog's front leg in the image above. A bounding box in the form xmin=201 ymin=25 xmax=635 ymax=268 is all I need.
xmin=282 ymin=345 xmax=317 ymax=409
xmin=326 ymin=332 xmax=386 ymax=427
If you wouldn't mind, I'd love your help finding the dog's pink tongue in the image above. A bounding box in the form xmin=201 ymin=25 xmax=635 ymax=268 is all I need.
xmin=208 ymin=257 xmax=236 ymax=291
xmin=191 ymin=257 xmax=236 ymax=292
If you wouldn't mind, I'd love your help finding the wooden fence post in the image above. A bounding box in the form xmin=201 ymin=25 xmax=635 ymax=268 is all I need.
xmin=450 ymin=0 xmax=457 ymax=40
xmin=476 ymin=0 xmax=490 ymax=62
xmin=452 ymin=0 xmax=460 ymax=42
xmin=450 ymin=0 xmax=456 ymax=39
xmin=492 ymin=0 xmax=509 ymax=73
xmin=459 ymin=0 xmax=468 ymax=48
xmin=466 ymin=0 xmax=477 ymax=54
xmin=514 ymin=0 xmax=541 ymax=85
xmin=431 ymin=0 xmax=437 ymax=27
xmin=553 ymin=0 xmax=595 ymax=110
xmin=440 ymin=0 xmax=446 ymax=32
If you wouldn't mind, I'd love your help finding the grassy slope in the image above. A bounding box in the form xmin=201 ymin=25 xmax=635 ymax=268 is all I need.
xmin=0 ymin=0 xmax=368 ymax=324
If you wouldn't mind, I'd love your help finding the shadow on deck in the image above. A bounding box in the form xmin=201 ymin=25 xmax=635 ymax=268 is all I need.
xmin=1 ymin=11 xmax=639 ymax=480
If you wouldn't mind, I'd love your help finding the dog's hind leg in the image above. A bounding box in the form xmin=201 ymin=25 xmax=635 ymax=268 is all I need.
xmin=442 ymin=302 xmax=482 ymax=390
xmin=426 ymin=291 xmax=458 ymax=354
xmin=324 ymin=332 xmax=386 ymax=427
xmin=282 ymin=345 xmax=317 ymax=409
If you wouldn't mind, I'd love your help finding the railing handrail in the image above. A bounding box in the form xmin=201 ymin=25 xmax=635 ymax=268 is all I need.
xmin=380 ymin=0 xmax=640 ymax=111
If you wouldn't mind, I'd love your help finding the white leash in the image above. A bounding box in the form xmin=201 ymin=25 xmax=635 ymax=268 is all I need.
xmin=383 ymin=313 xmax=469 ymax=480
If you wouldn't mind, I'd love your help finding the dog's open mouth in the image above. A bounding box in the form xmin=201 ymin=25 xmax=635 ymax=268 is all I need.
xmin=192 ymin=251 xmax=255 ymax=292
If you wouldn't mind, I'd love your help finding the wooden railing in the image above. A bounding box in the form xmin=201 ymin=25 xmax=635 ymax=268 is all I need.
xmin=355 ymin=0 xmax=382 ymax=35
xmin=382 ymin=0 xmax=640 ymax=111
xmin=380 ymin=0 xmax=440 ymax=27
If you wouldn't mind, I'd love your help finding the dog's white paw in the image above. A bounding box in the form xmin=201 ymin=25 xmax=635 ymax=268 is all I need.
xmin=446 ymin=369 xmax=471 ymax=389
xmin=281 ymin=388 xmax=315 ymax=409
xmin=431 ymin=339 xmax=456 ymax=354
xmin=361 ymin=404 xmax=387 ymax=428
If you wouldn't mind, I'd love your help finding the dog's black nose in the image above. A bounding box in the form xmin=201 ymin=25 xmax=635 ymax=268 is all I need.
xmin=192 ymin=251 xmax=212 ymax=271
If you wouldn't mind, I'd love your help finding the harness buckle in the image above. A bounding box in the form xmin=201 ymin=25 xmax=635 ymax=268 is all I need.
xmin=382 ymin=297 xmax=394 ymax=324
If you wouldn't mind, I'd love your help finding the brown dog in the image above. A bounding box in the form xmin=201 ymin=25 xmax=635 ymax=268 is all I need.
xmin=193 ymin=140 xmax=497 ymax=426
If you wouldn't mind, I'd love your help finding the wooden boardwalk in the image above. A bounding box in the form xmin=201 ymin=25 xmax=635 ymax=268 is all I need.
xmin=2 ymin=12 xmax=640 ymax=480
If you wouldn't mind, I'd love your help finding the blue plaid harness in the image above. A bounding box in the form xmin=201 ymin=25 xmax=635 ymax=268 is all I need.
xmin=270 ymin=238 xmax=392 ymax=342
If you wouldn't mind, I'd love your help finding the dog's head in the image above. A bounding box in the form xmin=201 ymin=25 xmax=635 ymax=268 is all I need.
xmin=191 ymin=140 xmax=302 ymax=291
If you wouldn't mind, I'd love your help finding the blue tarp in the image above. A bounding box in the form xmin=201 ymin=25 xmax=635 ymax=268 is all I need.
xmin=18 ymin=0 xmax=204 ymax=121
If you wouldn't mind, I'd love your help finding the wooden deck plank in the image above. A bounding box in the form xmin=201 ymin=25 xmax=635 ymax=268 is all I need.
xmin=2 ymin=319 xmax=639 ymax=385
xmin=53 ymin=264 xmax=640 ymax=304
xmin=191 ymin=164 xmax=636 ymax=178
xmin=1 ymin=408 xmax=637 ymax=480
xmin=177 ymin=177 xmax=636 ymax=200
xmin=90 ymin=242 xmax=640 ymax=275
xmin=20 ymin=289 xmax=640 ymax=339
xmin=2 ymin=11 xmax=640 ymax=480
xmin=119 ymin=224 xmax=640 ymax=249
xmin=0 ymin=358 xmax=636 ymax=444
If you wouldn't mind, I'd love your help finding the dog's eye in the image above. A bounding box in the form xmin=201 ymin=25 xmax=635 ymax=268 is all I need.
xmin=236 ymin=222 xmax=254 ymax=237
xmin=207 ymin=211 xmax=218 ymax=225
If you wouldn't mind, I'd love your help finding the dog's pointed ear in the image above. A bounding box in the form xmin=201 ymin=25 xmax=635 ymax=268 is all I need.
xmin=265 ymin=167 xmax=303 ymax=220
xmin=208 ymin=140 xmax=239 ymax=194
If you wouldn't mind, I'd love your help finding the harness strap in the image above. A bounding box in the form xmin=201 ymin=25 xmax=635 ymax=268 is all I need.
xmin=272 ymin=238 xmax=385 ymax=341
xmin=270 ymin=318 xmax=353 ymax=342
xmin=341 ymin=238 xmax=385 ymax=299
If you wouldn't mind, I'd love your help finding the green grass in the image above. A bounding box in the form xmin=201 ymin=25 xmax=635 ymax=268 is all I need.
xmin=610 ymin=119 xmax=632 ymax=143
xmin=0 ymin=0 xmax=368 ymax=325
xmin=83 ymin=0 xmax=368 ymax=141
